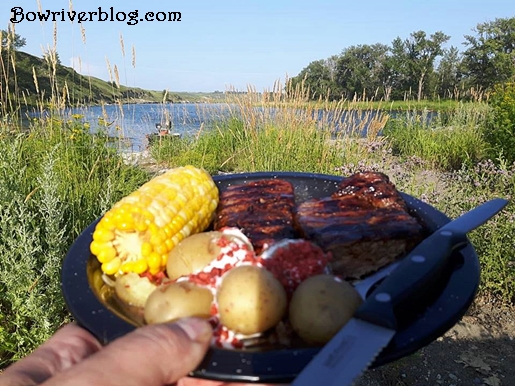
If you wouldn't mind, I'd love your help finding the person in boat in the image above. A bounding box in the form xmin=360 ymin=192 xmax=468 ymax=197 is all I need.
xmin=155 ymin=123 xmax=170 ymax=136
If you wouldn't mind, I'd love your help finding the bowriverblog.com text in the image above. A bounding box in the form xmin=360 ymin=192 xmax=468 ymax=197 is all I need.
xmin=10 ymin=7 xmax=181 ymax=25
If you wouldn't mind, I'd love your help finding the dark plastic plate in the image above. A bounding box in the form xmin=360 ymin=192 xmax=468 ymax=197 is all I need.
xmin=61 ymin=172 xmax=479 ymax=383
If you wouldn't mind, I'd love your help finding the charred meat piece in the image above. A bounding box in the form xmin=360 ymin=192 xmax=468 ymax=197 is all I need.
xmin=334 ymin=171 xmax=409 ymax=211
xmin=296 ymin=172 xmax=425 ymax=279
xmin=214 ymin=179 xmax=297 ymax=253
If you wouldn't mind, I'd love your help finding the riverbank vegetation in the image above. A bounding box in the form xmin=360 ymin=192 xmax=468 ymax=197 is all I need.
xmin=1 ymin=14 xmax=515 ymax=370
xmin=288 ymin=18 xmax=515 ymax=103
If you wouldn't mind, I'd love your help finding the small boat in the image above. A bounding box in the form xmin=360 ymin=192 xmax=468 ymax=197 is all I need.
xmin=146 ymin=123 xmax=181 ymax=146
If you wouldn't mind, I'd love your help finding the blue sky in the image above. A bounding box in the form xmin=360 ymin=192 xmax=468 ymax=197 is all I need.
xmin=1 ymin=1 xmax=514 ymax=92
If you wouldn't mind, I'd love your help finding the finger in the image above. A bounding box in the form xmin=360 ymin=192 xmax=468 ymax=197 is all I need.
xmin=177 ymin=379 xmax=289 ymax=386
xmin=1 ymin=323 xmax=102 ymax=386
xmin=41 ymin=317 xmax=213 ymax=386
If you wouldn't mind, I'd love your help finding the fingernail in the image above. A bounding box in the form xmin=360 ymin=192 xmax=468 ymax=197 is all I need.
xmin=174 ymin=318 xmax=213 ymax=343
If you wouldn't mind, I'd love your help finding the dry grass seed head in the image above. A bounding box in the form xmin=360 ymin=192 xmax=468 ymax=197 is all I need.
xmin=32 ymin=67 xmax=40 ymax=94
xmin=114 ymin=65 xmax=120 ymax=88
xmin=119 ymin=33 xmax=125 ymax=57
xmin=80 ymin=24 xmax=86 ymax=44
xmin=105 ymin=57 xmax=113 ymax=83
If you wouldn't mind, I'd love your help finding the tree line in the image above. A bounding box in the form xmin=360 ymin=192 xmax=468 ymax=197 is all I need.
xmin=288 ymin=17 xmax=515 ymax=102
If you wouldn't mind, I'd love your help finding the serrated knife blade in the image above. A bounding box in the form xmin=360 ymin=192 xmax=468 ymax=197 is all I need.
xmin=294 ymin=318 xmax=395 ymax=386
xmin=292 ymin=198 xmax=508 ymax=386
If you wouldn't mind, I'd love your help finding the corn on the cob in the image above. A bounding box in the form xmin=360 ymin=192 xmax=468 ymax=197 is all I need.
xmin=90 ymin=165 xmax=219 ymax=276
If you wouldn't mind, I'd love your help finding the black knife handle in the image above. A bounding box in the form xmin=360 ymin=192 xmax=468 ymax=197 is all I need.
xmin=354 ymin=229 xmax=468 ymax=330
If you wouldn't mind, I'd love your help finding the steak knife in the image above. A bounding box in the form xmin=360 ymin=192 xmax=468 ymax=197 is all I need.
xmin=292 ymin=198 xmax=509 ymax=386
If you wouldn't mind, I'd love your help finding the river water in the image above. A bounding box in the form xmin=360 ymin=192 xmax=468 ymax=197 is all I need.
xmin=61 ymin=103 xmax=232 ymax=151
xmin=36 ymin=103 xmax=433 ymax=152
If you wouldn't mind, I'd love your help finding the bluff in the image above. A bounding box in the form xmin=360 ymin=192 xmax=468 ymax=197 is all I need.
xmin=0 ymin=50 xmax=178 ymax=107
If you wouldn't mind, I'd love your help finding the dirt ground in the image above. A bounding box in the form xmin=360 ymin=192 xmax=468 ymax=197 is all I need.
xmin=356 ymin=295 xmax=515 ymax=386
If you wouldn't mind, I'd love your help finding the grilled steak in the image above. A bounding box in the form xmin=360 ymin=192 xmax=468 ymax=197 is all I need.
xmin=214 ymin=179 xmax=297 ymax=253
xmin=296 ymin=171 xmax=425 ymax=278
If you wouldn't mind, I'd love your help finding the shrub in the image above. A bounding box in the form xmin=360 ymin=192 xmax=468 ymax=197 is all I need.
xmin=0 ymin=118 xmax=148 ymax=366
xmin=485 ymin=82 xmax=515 ymax=164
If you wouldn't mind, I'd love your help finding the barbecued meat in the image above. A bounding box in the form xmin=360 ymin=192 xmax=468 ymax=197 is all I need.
xmin=214 ymin=179 xmax=297 ymax=254
xmin=296 ymin=172 xmax=425 ymax=279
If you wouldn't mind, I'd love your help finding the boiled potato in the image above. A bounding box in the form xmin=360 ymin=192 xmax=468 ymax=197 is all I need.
xmin=216 ymin=265 xmax=287 ymax=335
xmin=114 ymin=273 xmax=157 ymax=309
xmin=166 ymin=232 xmax=221 ymax=280
xmin=144 ymin=281 xmax=213 ymax=324
xmin=167 ymin=231 xmax=252 ymax=280
xmin=289 ymin=274 xmax=362 ymax=345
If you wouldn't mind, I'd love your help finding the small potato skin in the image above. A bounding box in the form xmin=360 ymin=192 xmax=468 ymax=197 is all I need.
xmin=114 ymin=272 xmax=157 ymax=309
xmin=166 ymin=231 xmax=252 ymax=280
xmin=289 ymin=274 xmax=363 ymax=345
xmin=217 ymin=265 xmax=287 ymax=335
xmin=166 ymin=232 xmax=225 ymax=280
xmin=144 ymin=281 xmax=213 ymax=324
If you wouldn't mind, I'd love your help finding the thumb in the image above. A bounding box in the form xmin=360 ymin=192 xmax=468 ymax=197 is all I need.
xmin=42 ymin=317 xmax=213 ymax=386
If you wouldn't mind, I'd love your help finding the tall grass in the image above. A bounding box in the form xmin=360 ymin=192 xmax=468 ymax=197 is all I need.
xmin=151 ymin=116 xmax=345 ymax=174
xmin=383 ymin=104 xmax=491 ymax=170
xmin=151 ymin=82 xmax=391 ymax=174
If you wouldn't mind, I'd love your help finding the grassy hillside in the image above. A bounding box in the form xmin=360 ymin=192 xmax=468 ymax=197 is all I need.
xmin=0 ymin=51 xmax=225 ymax=110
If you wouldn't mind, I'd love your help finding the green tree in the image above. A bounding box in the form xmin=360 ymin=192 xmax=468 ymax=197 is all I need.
xmin=435 ymin=46 xmax=463 ymax=99
xmin=335 ymin=44 xmax=390 ymax=100
xmin=390 ymin=31 xmax=450 ymax=101
xmin=0 ymin=29 xmax=26 ymax=51
xmin=290 ymin=59 xmax=340 ymax=100
xmin=461 ymin=17 xmax=515 ymax=92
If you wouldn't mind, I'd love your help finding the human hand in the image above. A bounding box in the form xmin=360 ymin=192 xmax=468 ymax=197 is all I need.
xmin=1 ymin=319 xmax=286 ymax=386
xmin=1 ymin=318 xmax=212 ymax=386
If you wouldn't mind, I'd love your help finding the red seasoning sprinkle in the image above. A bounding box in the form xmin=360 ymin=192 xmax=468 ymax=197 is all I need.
xmin=244 ymin=251 xmax=257 ymax=263
xmin=262 ymin=240 xmax=331 ymax=295
xmin=232 ymin=338 xmax=243 ymax=349
xmin=209 ymin=319 xmax=218 ymax=329
xmin=217 ymin=237 xmax=231 ymax=248
xmin=139 ymin=270 xmax=167 ymax=285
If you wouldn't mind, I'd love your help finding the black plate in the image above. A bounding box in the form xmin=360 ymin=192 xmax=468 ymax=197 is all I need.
xmin=61 ymin=172 xmax=479 ymax=383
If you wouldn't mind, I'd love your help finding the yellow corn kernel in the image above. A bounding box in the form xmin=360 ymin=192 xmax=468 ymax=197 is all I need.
xmin=90 ymin=166 xmax=218 ymax=276
xmin=102 ymin=257 xmax=122 ymax=276
xmin=90 ymin=240 xmax=102 ymax=256
xmin=141 ymin=241 xmax=152 ymax=257
xmin=93 ymin=228 xmax=115 ymax=242
xmin=147 ymin=252 xmax=161 ymax=270
xmin=160 ymin=253 xmax=168 ymax=267
xmin=133 ymin=259 xmax=148 ymax=274
xmin=120 ymin=261 xmax=135 ymax=274
xmin=96 ymin=245 xmax=117 ymax=264
xmin=98 ymin=215 xmax=116 ymax=231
